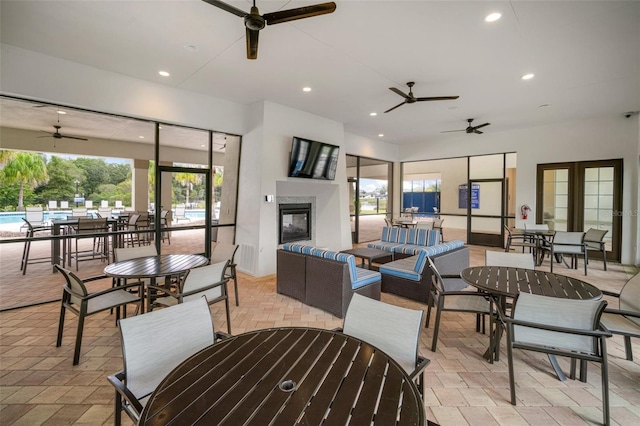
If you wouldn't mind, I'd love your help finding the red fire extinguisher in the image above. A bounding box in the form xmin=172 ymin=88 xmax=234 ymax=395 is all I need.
xmin=521 ymin=204 xmax=531 ymax=220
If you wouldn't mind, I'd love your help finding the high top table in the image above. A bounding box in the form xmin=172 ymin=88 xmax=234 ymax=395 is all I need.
xmin=104 ymin=253 xmax=208 ymax=312
xmin=139 ymin=327 xmax=427 ymax=426
xmin=461 ymin=266 xmax=602 ymax=379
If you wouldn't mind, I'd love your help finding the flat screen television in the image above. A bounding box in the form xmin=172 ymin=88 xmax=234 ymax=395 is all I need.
xmin=288 ymin=136 xmax=339 ymax=180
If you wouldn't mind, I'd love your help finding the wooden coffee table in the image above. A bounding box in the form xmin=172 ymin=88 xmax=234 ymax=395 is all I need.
xmin=340 ymin=247 xmax=391 ymax=269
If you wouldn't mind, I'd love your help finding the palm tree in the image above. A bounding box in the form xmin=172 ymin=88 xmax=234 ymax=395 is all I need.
xmin=1 ymin=152 xmax=49 ymax=211
xmin=176 ymin=172 xmax=202 ymax=207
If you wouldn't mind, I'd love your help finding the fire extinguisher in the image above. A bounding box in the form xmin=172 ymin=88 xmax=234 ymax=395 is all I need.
xmin=521 ymin=204 xmax=531 ymax=220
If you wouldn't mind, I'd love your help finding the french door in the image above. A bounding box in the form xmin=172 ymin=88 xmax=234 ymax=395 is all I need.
xmin=536 ymin=159 xmax=622 ymax=262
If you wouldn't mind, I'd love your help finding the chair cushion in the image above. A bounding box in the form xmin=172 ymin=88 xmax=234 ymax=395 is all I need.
xmin=87 ymin=290 xmax=140 ymax=315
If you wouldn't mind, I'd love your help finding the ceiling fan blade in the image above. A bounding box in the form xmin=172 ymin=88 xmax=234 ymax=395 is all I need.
xmin=384 ymin=101 xmax=407 ymax=113
xmin=440 ymin=129 xmax=466 ymax=133
xmin=474 ymin=130 xmax=484 ymax=134
xmin=473 ymin=122 xmax=491 ymax=130
xmin=36 ymin=135 xmax=53 ymax=138
xmin=201 ymin=0 xmax=247 ymax=18
xmin=389 ymin=87 xmax=411 ymax=100
xmin=415 ymin=96 xmax=460 ymax=102
xmin=264 ymin=2 xmax=336 ymax=25
xmin=61 ymin=135 xmax=89 ymax=141
xmin=246 ymin=28 xmax=259 ymax=60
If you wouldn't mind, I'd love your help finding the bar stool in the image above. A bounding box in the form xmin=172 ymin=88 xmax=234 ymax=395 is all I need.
xmin=20 ymin=219 xmax=52 ymax=275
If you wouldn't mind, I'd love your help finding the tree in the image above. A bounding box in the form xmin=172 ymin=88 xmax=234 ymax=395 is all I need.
xmin=107 ymin=163 xmax=130 ymax=185
xmin=74 ymin=157 xmax=109 ymax=198
xmin=0 ymin=152 xmax=48 ymax=210
xmin=35 ymin=156 xmax=82 ymax=203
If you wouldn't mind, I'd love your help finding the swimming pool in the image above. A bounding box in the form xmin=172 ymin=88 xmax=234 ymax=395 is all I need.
xmin=0 ymin=210 xmax=208 ymax=225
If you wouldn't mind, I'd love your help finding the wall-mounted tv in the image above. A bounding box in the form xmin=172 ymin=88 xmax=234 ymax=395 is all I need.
xmin=288 ymin=136 xmax=339 ymax=180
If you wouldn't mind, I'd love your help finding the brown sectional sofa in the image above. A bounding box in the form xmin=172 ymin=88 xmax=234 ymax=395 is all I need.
xmin=276 ymin=244 xmax=381 ymax=318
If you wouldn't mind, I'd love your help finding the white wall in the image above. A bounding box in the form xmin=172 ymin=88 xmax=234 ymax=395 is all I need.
xmin=401 ymin=116 xmax=640 ymax=265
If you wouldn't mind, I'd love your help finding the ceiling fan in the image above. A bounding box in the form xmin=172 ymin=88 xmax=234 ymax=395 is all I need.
xmin=202 ymin=0 xmax=337 ymax=60
xmin=441 ymin=118 xmax=491 ymax=134
xmin=37 ymin=125 xmax=88 ymax=141
xmin=384 ymin=82 xmax=459 ymax=113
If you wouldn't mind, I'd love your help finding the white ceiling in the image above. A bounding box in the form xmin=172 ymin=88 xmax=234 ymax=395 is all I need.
xmin=1 ymin=0 xmax=639 ymax=146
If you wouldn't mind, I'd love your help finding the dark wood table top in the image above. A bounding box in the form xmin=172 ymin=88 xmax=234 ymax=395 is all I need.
xmin=139 ymin=327 xmax=426 ymax=426
xmin=461 ymin=266 xmax=601 ymax=300
xmin=341 ymin=247 xmax=390 ymax=259
xmin=104 ymin=254 xmax=208 ymax=279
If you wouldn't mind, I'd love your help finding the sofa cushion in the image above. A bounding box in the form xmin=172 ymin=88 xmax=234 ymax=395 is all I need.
xmin=379 ymin=227 xmax=440 ymax=247
xmin=367 ymin=241 xmax=403 ymax=253
xmin=282 ymin=243 xmax=316 ymax=255
xmin=379 ymin=256 xmax=421 ymax=282
xmin=352 ymin=268 xmax=382 ymax=289
xmin=312 ymin=250 xmax=358 ymax=283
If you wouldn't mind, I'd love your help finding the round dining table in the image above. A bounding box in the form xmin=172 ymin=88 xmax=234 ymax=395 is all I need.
xmin=104 ymin=253 xmax=208 ymax=312
xmin=461 ymin=266 xmax=602 ymax=379
xmin=139 ymin=327 xmax=427 ymax=426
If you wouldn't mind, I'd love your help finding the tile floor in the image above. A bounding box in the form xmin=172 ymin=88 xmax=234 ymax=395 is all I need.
xmin=1 ymin=242 xmax=639 ymax=425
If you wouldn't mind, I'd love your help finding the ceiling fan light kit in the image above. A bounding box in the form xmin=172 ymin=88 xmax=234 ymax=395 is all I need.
xmin=202 ymin=0 xmax=337 ymax=60
xmin=384 ymin=82 xmax=459 ymax=113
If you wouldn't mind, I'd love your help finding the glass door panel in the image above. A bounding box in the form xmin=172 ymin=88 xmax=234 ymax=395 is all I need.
xmin=582 ymin=166 xmax=615 ymax=252
xmin=468 ymin=180 xmax=504 ymax=247
xmin=541 ymin=168 xmax=569 ymax=231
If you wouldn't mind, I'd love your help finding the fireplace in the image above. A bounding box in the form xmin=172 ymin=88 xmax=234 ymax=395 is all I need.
xmin=279 ymin=203 xmax=312 ymax=244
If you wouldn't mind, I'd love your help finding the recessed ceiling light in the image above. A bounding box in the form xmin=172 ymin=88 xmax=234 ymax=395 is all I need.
xmin=538 ymin=104 xmax=551 ymax=108
xmin=158 ymin=71 xmax=170 ymax=77
xmin=302 ymin=87 xmax=312 ymax=92
xmin=139 ymin=136 xmax=145 ymax=139
xmin=521 ymin=73 xmax=535 ymax=80
xmin=378 ymin=134 xmax=384 ymax=137
xmin=370 ymin=112 xmax=377 ymax=116
xmin=56 ymin=110 xmax=66 ymax=115
xmin=485 ymin=12 xmax=502 ymax=22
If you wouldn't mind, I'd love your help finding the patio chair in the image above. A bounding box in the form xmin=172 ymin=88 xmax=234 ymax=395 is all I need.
xmin=584 ymin=228 xmax=608 ymax=271
xmin=68 ymin=217 xmax=110 ymax=270
xmin=101 ymin=200 xmax=109 ymax=208
xmin=115 ymin=200 xmax=124 ymax=209
xmin=60 ymin=201 xmax=69 ymax=209
xmin=523 ymin=223 xmax=549 ymax=231
xmin=22 ymin=206 xmax=47 ymax=228
xmin=174 ymin=204 xmax=190 ymax=222
xmin=433 ymin=218 xmax=444 ymax=241
xmin=548 ymin=231 xmax=588 ymax=275
xmin=148 ymin=261 xmax=232 ymax=334
xmin=48 ymin=200 xmax=58 ymax=210
xmin=600 ymin=272 xmax=640 ymax=361
xmin=97 ymin=207 xmax=112 ymax=218
xmin=499 ymin=292 xmax=610 ymax=425
xmin=113 ymin=246 xmax=159 ymax=289
xmin=85 ymin=200 xmax=93 ymax=209
xmin=416 ymin=220 xmax=434 ymax=230
xmin=426 ymin=257 xmax=493 ymax=353
xmin=159 ymin=210 xmax=170 ymax=244
xmin=20 ymin=218 xmax=52 ymax=275
xmin=55 ymin=265 xmax=143 ymax=365
xmin=340 ymin=293 xmax=430 ymax=394
xmin=211 ymin=242 xmax=239 ymax=305
xmin=485 ymin=251 xmax=535 ymax=269
xmin=504 ymin=225 xmax=536 ymax=254
xmin=107 ymin=297 xmax=227 ymax=425
xmin=71 ymin=208 xmax=88 ymax=217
